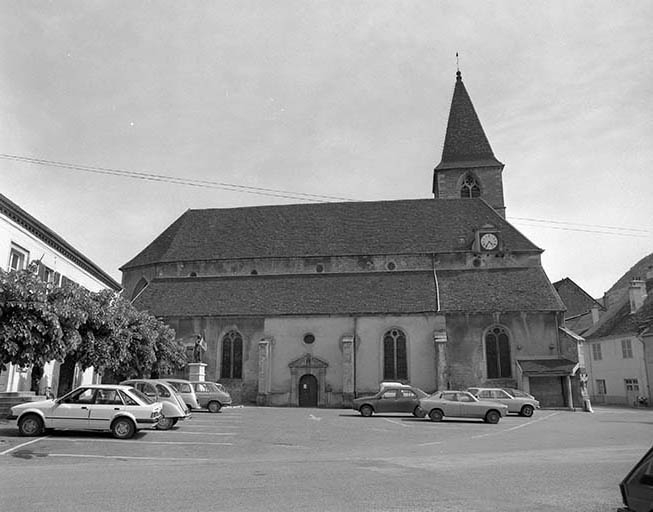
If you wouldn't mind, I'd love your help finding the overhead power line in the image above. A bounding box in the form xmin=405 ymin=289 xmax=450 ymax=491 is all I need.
xmin=0 ymin=153 xmax=352 ymax=203
xmin=2 ymin=152 xmax=650 ymax=238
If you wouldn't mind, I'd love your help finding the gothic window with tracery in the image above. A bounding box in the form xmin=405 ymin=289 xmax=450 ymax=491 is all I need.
xmin=460 ymin=174 xmax=481 ymax=198
xmin=383 ymin=329 xmax=407 ymax=381
xmin=485 ymin=326 xmax=511 ymax=379
xmin=221 ymin=330 xmax=243 ymax=379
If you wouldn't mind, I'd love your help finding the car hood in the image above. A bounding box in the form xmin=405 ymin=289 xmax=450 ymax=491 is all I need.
xmin=11 ymin=399 xmax=55 ymax=412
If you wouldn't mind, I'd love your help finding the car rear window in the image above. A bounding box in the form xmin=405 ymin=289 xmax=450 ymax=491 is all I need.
xmin=127 ymin=388 xmax=154 ymax=405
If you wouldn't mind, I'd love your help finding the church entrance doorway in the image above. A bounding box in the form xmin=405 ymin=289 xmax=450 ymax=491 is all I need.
xmin=298 ymin=374 xmax=318 ymax=407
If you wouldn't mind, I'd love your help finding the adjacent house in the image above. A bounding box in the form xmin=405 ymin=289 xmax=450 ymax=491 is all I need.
xmin=583 ymin=257 xmax=653 ymax=406
xmin=122 ymin=70 xmax=579 ymax=408
xmin=0 ymin=193 xmax=121 ymax=396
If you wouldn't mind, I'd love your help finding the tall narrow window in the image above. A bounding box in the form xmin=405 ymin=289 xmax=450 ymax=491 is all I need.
xmin=383 ymin=329 xmax=407 ymax=381
xmin=221 ymin=330 xmax=243 ymax=379
xmin=485 ymin=326 xmax=511 ymax=379
xmin=460 ymin=174 xmax=481 ymax=198
xmin=621 ymin=339 xmax=633 ymax=359
xmin=591 ymin=343 xmax=602 ymax=361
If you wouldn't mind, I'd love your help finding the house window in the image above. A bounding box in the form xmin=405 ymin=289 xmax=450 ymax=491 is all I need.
xmin=485 ymin=326 xmax=511 ymax=379
xmin=622 ymin=339 xmax=633 ymax=359
xmin=221 ymin=330 xmax=243 ymax=379
xmin=8 ymin=245 xmax=28 ymax=271
xmin=460 ymin=174 xmax=481 ymax=198
xmin=383 ymin=329 xmax=407 ymax=381
xmin=591 ymin=343 xmax=602 ymax=361
xmin=625 ymin=379 xmax=639 ymax=393
xmin=596 ymin=379 xmax=606 ymax=395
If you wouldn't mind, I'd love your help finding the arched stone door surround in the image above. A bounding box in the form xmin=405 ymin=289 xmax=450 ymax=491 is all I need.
xmin=288 ymin=354 xmax=328 ymax=407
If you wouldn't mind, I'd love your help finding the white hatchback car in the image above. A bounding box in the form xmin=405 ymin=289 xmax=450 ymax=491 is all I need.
xmin=8 ymin=384 xmax=162 ymax=439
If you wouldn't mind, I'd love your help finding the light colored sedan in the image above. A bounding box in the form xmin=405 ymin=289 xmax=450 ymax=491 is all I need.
xmin=120 ymin=379 xmax=191 ymax=430
xmin=419 ymin=390 xmax=508 ymax=423
xmin=467 ymin=387 xmax=540 ymax=417
xmin=165 ymin=378 xmax=201 ymax=410
xmin=8 ymin=384 xmax=162 ymax=439
xmin=191 ymin=381 xmax=232 ymax=413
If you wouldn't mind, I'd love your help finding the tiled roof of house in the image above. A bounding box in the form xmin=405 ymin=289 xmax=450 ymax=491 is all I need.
xmin=133 ymin=267 xmax=564 ymax=317
xmin=121 ymin=198 xmax=541 ymax=270
xmin=587 ymin=292 xmax=653 ymax=339
xmin=435 ymin=72 xmax=503 ymax=170
xmin=553 ymin=277 xmax=604 ymax=318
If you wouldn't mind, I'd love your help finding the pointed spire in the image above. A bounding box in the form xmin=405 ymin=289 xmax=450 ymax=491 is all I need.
xmin=435 ymin=69 xmax=503 ymax=170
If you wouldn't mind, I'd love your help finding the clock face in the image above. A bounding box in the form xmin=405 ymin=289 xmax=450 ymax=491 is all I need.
xmin=480 ymin=233 xmax=499 ymax=250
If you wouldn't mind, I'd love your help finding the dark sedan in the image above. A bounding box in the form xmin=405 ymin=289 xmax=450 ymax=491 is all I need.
xmin=352 ymin=385 xmax=428 ymax=417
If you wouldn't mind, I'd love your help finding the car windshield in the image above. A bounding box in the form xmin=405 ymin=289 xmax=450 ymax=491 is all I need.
xmin=509 ymin=389 xmax=532 ymax=398
xmin=413 ymin=388 xmax=429 ymax=399
xmin=129 ymin=387 xmax=155 ymax=404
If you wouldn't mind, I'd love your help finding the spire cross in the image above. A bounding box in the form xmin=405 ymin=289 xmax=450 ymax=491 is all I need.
xmin=456 ymin=52 xmax=461 ymax=80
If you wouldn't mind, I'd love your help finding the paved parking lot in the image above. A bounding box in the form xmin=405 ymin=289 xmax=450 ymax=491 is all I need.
xmin=0 ymin=405 xmax=651 ymax=511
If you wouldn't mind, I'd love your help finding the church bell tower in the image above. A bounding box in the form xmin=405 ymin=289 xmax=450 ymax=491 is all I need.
xmin=433 ymin=70 xmax=506 ymax=218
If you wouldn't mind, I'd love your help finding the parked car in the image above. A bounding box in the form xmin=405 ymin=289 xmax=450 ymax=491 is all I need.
xmin=618 ymin=445 xmax=653 ymax=512
xmin=164 ymin=378 xmax=201 ymax=410
xmin=467 ymin=387 xmax=540 ymax=417
xmin=352 ymin=384 xmax=428 ymax=418
xmin=120 ymin=379 xmax=191 ymax=430
xmin=191 ymin=381 xmax=232 ymax=412
xmin=419 ymin=390 xmax=508 ymax=423
xmin=7 ymin=384 xmax=162 ymax=439
xmin=502 ymin=387 xmax=537 ymax=400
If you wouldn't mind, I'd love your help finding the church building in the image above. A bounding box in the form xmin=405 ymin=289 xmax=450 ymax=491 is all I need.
xmin=121 ymin=71 xmax=580 ymax=409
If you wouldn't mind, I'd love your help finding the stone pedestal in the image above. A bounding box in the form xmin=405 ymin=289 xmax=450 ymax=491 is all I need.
xmin=257 ymin=338 xmax=272 ymax=406
xmin=187 ymin=363 xmax=207 ymax=383
xmin=341 ymin=335 xmax=355 ymax=406
xmin=434 ymin=332 xmax=448 ymax=391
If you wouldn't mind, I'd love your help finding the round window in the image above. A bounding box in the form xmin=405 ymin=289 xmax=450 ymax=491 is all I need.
xmin=303 ymin=333 xmax=315 ymax=344
xmin=386 ymin=261 xmax=396 ymax=271
xmin=316 ymin=264 xmax=324 ymax=273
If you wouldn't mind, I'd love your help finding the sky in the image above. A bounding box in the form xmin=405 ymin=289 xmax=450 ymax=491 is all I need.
xmin=1 ymin=1 xmax=652 ymax=299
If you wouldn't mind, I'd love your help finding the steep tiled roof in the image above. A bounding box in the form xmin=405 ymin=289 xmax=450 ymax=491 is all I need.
xmin=121 ymin=198 xmax=541 ymax=270
xmin=435 ymin=72 xmax=503 ymax=170
xmin=553 ymin=277 xmax=603 ymax=318
xmin=133 ymin=267 xmax=564 ymax=317
xmin=587 ymin=293 xmax=653 ymax=339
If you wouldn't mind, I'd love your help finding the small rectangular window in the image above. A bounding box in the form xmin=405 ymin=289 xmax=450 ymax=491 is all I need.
xmin=591 ymin=343 xmax=602 ymax=361
xmin=622 ymin=339 xmax=633 ymax=359
xmin=625 ymin=379 xmax=639 ymax=392
xmin=8 ymin=244 xmax=29 ymax=271
xmin=596 ymin=379 xmax=607 ymax=395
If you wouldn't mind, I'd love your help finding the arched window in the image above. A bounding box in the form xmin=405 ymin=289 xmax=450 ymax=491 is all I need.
xmin=221 ymin=330 xmax=243 ymax=379
xmin=460 ymin=174 xmax=481 ymax=198
xmin=383 ymin=329 xmax=407 ymax=381
xmin=485 ymin=326 xmax=511 ymax=379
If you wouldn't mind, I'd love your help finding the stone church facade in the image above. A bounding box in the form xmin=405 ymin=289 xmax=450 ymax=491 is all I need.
xmin=121 ymin=71 xmax=579 ymax=408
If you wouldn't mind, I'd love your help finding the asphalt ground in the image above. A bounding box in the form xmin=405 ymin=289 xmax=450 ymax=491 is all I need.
xmin=0 ymin=405 xmax=651 ymax=511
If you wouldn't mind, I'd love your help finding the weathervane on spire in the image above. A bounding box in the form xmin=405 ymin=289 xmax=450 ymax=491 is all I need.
xmin=456 ymin=52 xmax=461 ymax=80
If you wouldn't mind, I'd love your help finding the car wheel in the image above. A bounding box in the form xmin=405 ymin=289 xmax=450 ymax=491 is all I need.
xmin=157 ymin=416 xmax=175 ymax=430
xmin=360 ymin=405 xmax=374 ymax=417
xmin=111 ymin=418 xmax=136 ymax=439
xmin=520 ymin=405 xmax=534 ymax=417
xmin=428 ymin=409 xmax=444 ymax=422
xmin=485 ymin=410 xmax=501 ymax=424
xmin=413 ymin=406 xmax=426 ymax=418
xmin=18 ymin=414 xmax=44 ymax=436
xmin=208 ymin=401 xmax=222 ymax=413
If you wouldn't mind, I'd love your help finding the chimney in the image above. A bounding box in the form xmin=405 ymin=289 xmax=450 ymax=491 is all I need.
xmin=646 ymin=266 xmax=653 ymax=294
xmin=629 ymin=279 xmax=646 ymax=313
xmin=591 ymin=306 xmax=600 ymax=324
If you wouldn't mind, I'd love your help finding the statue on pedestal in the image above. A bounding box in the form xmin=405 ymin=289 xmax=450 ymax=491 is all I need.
xmin=193 ymin=334 xmax=207 ymax=363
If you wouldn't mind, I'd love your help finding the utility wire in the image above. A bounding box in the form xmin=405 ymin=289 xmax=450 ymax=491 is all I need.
xmin=0 ymin=153 xmax=352 ymax=203
xmin=2 ymin=152 xmax=650 ymax=238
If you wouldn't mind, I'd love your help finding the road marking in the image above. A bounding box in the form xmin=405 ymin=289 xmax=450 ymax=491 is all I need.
xmin=471 ymin=412 xmax=560 ymax=439
xmin=42 ymin=438 xmax=233 ymax=445
xmin=417 ymin=440 xmax=443 ymax=446
xmin=49 ymin=453 xmax=218 ymax=461
xmin=383 ymin=418 xmax=409 ymax=427
xmin=0 ymin=436 xmax=49 ymax=456
xmin=161 ymin=431 xmax=235 ymax=436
